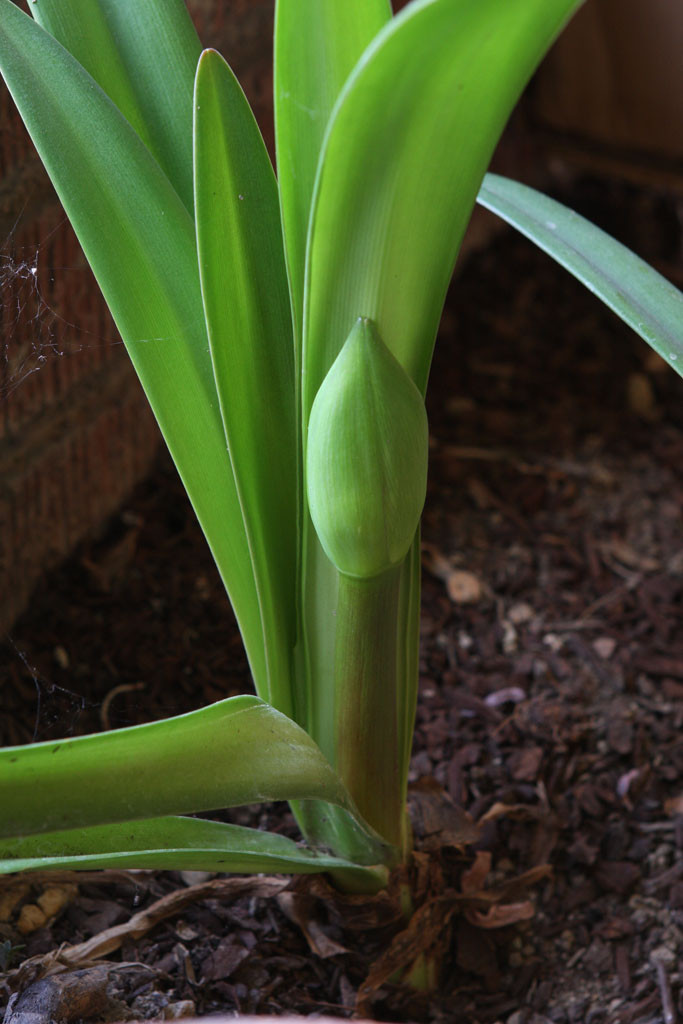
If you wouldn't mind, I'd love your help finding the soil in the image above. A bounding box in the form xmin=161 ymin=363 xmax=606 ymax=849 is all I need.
xmin=1 ymin=176 xmax=683 ymax=1024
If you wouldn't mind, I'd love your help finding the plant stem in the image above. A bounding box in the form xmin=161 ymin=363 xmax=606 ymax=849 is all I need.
xmin=334 ymin=566 xmax=404 ymax=849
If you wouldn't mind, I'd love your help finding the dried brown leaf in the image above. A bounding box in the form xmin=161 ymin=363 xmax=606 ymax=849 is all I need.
xmin=479 ymin=801 xmax=545 ymax=824
xmin=200 ymin=937 xmax=250 ymax=982
xmin=461 ymin=851 xmax=491 ymax=895
xmin=356 ymin=896 xmax=453 ymax=1016
xmin=408 ymin=777 xmax=481 ymax=848
xmin=277 ymin=892 xmax=348 ymax=959
xmin=466 ymin=899 xmax=535 ymax=929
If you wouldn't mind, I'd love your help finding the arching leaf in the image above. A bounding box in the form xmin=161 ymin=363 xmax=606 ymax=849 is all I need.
xmin=0 ymin=695 xmax=394 ymax=868
xmin=303 ymin=0 xmax=585 ymax=409
xmin=478 ymin=174 xmax=683 ymax=374
xmin=0 ymin=816 xmax=387 ymax=891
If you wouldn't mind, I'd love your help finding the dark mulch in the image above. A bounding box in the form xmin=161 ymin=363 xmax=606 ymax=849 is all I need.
xmin=1 ymin=177 xmax=682 ymax=1024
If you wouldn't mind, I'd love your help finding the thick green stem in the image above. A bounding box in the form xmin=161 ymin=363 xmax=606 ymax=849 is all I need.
xmin=334 ymin=566 xmax=404 ymax=848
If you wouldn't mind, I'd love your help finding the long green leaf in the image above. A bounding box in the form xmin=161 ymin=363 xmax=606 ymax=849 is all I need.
xmin=477 ymin=174 xmax=683 ymax=374
xmin=0 ymin=2 xmax=266 ymax=688
xmin=0 ymin=816 xmax=387 ymax=891
xmin=30 ymin=0 xmax=202 ymax=213
xmin=0 ymin=695 xmax=393 ymax=867
xmin=194 ymin=50 xmax=296 ymax=714
xmin=274 ymin=0 xmax=392 ymax=334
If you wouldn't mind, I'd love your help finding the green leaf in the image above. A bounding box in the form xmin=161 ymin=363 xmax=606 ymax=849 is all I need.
xmin=0 ymin=695 xmax=394 ymax=868
xmin=303 ymin=0 xmax=585 ymax=409
xmin=30 ymin=0 xmax=202 ymax=213
xmin=194 ymin=49 xmax=296 ymax=713
xmin=0 ymin=1 xmax=267 ymax=688
xmin=274 ymin=0 xmax=392 ymax=334
xmin=477 ymin=174 xmax=683 ymax=375
xmin=0 ymin=816 xmax=388 ymax=891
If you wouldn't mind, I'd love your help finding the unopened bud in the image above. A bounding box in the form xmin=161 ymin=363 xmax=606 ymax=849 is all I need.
xmin=306 ymin=317 xmax=428 ymax=579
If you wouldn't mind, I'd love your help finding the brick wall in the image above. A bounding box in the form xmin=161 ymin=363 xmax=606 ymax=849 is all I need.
xmin=0 ymin=1 xmax=274 ymax=633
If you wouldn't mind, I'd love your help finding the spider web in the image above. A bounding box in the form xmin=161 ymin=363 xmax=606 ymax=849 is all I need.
xmin=0 ymin=211 xmax=118 ymax=399
xmin=1 ymin=636 xmax=91 ymax=744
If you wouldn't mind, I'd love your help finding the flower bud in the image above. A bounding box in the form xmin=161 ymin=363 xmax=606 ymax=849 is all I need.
xmin=306 ymin=317 xmax=428 ymax=579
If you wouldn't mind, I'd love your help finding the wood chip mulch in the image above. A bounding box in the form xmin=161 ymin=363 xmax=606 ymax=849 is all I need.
xmin=1 ymin=177 xmax=682 ymax=1023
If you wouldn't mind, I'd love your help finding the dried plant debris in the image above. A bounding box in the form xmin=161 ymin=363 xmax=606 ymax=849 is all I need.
xmin=2 ymin=182 xmax=683 ymax=1022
